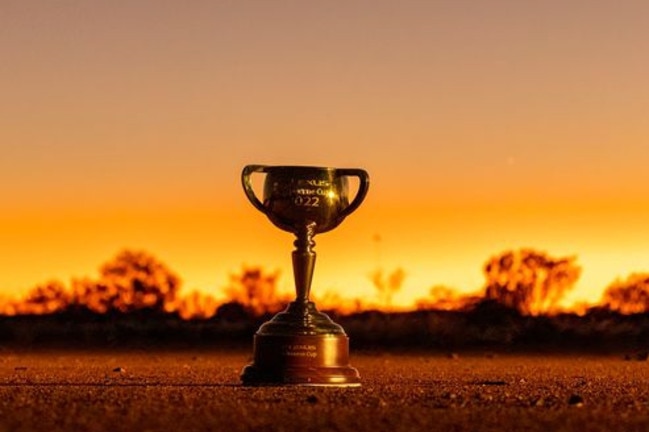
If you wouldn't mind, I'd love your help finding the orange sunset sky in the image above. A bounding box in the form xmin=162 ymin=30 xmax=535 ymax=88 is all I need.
xmin=2 ymin=1 xmax=649 ymax=308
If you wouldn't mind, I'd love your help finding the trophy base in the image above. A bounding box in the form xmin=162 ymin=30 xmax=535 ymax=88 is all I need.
xmin=241 ymin=333 xmax=361 ymax=386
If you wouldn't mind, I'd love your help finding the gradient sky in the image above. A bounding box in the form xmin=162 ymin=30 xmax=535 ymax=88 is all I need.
xmin=2 ymin=1 xmax=649 ymax=307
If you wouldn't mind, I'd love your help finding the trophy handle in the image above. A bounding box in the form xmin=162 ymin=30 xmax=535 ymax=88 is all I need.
xmin=241 ymin=165 xmax=268 ymax=213
xmin=337 ymin=168 xmax=370 ymax=218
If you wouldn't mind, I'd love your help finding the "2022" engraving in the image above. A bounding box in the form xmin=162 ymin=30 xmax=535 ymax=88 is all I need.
xmin=294 ymin=196 xmax=320 ymax=207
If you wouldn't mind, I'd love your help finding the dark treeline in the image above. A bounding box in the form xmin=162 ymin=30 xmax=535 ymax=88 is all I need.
xmin=1 ymin=300 xmax=649 ymax=354
xmin=1 ymin=248 xmax=649 ymax=352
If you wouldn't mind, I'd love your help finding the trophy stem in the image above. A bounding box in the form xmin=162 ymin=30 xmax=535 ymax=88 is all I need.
xmin=292 ymin=222 xmax=316 ymax=304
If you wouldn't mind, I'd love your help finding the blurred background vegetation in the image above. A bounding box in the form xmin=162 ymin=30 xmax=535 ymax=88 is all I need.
xmin=1 ymin=248 xmax=649 ymax=351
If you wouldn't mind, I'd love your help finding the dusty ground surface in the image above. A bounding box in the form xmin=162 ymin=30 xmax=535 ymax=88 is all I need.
xmin=0 ymin=349 xmax=648 ymax=432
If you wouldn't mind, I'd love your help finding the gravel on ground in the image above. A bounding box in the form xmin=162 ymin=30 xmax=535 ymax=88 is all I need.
xmin=1 ymin=349 xmax=648 ymax=432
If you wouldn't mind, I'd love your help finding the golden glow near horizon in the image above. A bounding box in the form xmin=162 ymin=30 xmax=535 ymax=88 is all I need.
xmin=2 ymin=1 xmax=649 ymax=309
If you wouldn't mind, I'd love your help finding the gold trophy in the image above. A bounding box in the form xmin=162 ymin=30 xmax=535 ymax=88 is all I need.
xmin=240 ymin=165 xmax=370 ymax=386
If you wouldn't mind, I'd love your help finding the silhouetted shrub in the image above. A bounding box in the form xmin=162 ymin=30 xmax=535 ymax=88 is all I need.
xmin=223 ymin=266 xmax=289 ymax=317
xmin=483 ymin=249 xmax=581 ymax=315
xmin=601 ymin=273 xmax=649 ymax=314
xmin=71 ymin=249 xmax=181 ymax=314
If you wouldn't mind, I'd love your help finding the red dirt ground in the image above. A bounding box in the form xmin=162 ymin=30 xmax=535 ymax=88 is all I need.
xmin=1 ymin=349 xmax=648 ymax=431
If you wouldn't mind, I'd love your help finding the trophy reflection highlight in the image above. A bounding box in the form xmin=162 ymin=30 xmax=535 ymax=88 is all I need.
xmin=240 ymin=165 xmax=370 ymax=386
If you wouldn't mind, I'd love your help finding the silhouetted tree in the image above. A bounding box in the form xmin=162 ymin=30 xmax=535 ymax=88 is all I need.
xmin=601 ymin=273 xmax=649 ymax=314
xmin=172 ymin=290 xmax=219 ymax=320
xmin=24 ymin=281 xmax=70 ymax=314
xmin=483 ymin=249 xmax=580 ymax=315
xmin=416 ymin=285 xmax=480 ymax=311
xmin=224 ymin=266 xmax=287 ymax=317
xmin=314 ymin=290 xmax=363 ymax=315
xmin=2 ymin=281 xmax=70 ymax=315
xmin=370 ymin=267 xmax=406 ymax=309
xmin=72 ymin=249 xmax=181 ymax=314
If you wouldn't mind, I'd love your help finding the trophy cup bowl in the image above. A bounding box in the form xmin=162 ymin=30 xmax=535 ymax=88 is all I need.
xmin=240 ymin=165 xmax=369 ymax=386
